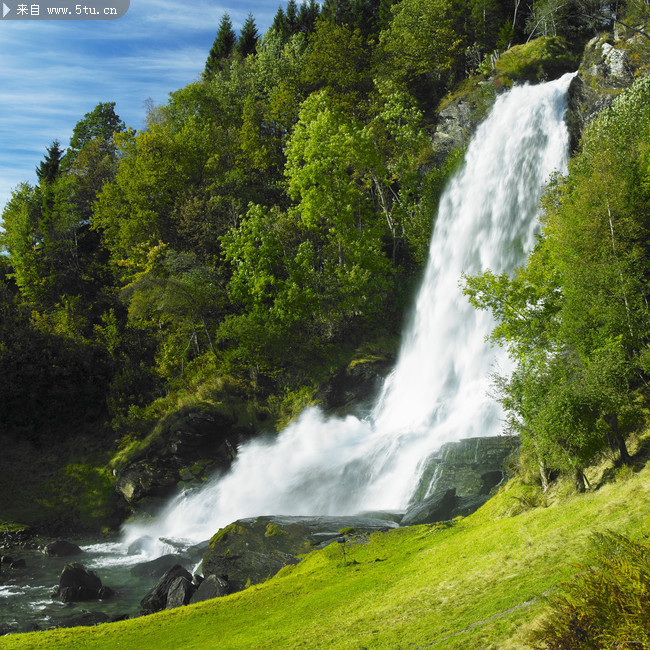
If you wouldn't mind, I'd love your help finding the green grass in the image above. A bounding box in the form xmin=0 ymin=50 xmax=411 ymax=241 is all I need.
xmin=3 ymin=452 xmax=649 ymax=649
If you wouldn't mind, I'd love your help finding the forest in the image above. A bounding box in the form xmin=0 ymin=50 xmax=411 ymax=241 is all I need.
xmin=1 ymin=0 xmax=650 ymax=645
xmin=0 ymin=0 xmax=649 ymax=529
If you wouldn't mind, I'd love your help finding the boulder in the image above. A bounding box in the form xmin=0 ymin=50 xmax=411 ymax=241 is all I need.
xmin=401 ymin=489 xmax=459 ymax=526
xmin=130 ymin=554 xmax=191 ymax=579
xmin=140 ymin=564 xmax=193 ymax=613
xmin=202 ymin=515 xmax=398 ymax=593
xmin=165 ymin=576 xmax=195 ymax=609
xmin=189 ymin=574 xmax=229 ymax=604
xmin=52 ymin=563 xmax=113 ymax=603
xmin=43 ymin=540 xmax=83 ymax=557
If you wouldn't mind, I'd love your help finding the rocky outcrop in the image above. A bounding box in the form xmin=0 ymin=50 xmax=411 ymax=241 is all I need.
xmin=202 ymin=515 xmax=398 ymax=593
xmin=316 ymin=356 xmax=394 ymax=416
xmin=52 ymin=563 xmax=114 ymax=603
xmin=431 ymin=86 xmax=496 ymax=167
xmin=567 ymin=31 xmax=647 ymax=151
xmin=114 ymin=406 xmax=254 ymax=510
xmin=402 ymin=436 xmax=519 ymax=525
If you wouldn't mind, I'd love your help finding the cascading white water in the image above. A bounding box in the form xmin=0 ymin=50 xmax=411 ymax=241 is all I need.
xmin=125 ymin=73 xmax=575 ymax=549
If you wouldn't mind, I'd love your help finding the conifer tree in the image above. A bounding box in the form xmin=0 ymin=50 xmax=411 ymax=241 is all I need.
xmin=204 ymin=13 xmax=237 ymax=77
xmin=271 ymin=6 xmax=289 ymax=41
xmin=35 ymin=140 xmax=64 ymax=185
xmin=286 ymin=0 xmax=299 ymax=33
xmin=238 ymin=13 xmax=259 ymax=58
xmin=297 ymin=0 xmax=320 ymax=33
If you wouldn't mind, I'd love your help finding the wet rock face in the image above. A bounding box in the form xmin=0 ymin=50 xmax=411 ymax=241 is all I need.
xmin=402 ymin=436 xmax=519 ymax=526
xmin=316 ymin=357 xmax=394 ymax=416
xmin=115 ymin=407 xmax=254 ymax=509
xmin=202 ymin=515 xmax=399 ymax=593
xmin=567 ymin=33 xmax=643 ymax=152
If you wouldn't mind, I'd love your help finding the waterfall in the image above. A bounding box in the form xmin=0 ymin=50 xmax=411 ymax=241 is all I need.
xmin=125 ymin=73 xmax=575 ymax=548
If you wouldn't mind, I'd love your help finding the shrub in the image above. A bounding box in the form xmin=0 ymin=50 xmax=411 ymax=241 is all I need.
xmin=530 ymin=530 xmax=650 ymax=648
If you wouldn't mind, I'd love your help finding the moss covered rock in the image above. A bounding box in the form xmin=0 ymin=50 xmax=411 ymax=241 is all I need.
xmin=114 ymin=404 xmax=253 ymax=509
xmin=202 ymin=515 xmax=398 ymax=593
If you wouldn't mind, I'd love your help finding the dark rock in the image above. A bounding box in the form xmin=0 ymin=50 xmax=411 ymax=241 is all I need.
xmin=9 ymin=558 xmax=26 ymax=569
xmin=52 ymin=563 xmax=112 ymax=603
xmin=202 ymin=515 xmax=398 ymax=593
xmin=0 ymin=525 xmax=36 ymax=550
xmin=43 ymin=540 xmax=83 ymax=557
xmin=140 ymin=564 xmax=193 ymax=613
xmin=130 ymin=554 xmax=190 ymax=579
xmin=115 ymin=406 xmax=253 ymax=507
xmin=403 ymin=436 xmax=519 ymax=525
xmin=165 ymin=576 xmax=195 ymax=609
xmin=189 ymin=574 xmax=229 ymax=604
xmin=401 ymin=489 xmax=459 ymax=526
xmin=316 ymin=357 xmax=394 ymax=415
xmin=451 ymin=494 xmax=492 ymax=518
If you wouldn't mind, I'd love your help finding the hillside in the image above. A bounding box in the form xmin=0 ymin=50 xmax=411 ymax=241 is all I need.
xmin=3 ymin=431 xmax=649 ymax=648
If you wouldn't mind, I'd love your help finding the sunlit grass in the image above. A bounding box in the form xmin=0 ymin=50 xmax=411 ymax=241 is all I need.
xmin=4 ymin=450 xmax=649 ymax=649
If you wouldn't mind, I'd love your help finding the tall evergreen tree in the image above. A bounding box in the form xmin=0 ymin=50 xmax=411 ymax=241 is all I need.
xmin=36 ymin=140 xmax=64 ymax=185
xmin=297 ymin=0 xmax=320 ymax=33
xmin=321 ymin=0 xmax=354 ymax=25
xmin=238 ymin=12 xmax=259 ymax=57
xmin=286 ymin=0 xmax=299 ymax=33
xmin=204 ymin=13 xmax=237 ymax=77
xmin=271 ymin=6 xmax=289 ymax=41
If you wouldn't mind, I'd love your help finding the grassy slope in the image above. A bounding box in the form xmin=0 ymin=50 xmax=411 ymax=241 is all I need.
xmin=3 ymin=451 xmax=649 ymax=649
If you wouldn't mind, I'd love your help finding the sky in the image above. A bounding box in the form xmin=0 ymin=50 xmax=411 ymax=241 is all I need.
xmin=0 ymin=0 xmax=280 ymax=212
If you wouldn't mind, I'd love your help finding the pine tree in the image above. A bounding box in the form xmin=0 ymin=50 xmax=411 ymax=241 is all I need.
xmin=35 ymin=140 xmax=64 ymax=185
xmin=271 ymin=6 xmax=288 ymax=41
xmin=297 ymin=0 xmax=320 ymax=33
xmin=286 ymin=0 xmax=299 ymax=33
xmin=204 ymin=13 xmax=237 ymax=77
xmin=238 ymin=13 xmax=259 ymax=57
xmin=321 ymin=0 xmax=354 ymax=25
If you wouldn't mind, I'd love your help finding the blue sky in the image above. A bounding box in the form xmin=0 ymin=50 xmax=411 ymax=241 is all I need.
xmin=0 ymin=0 xmax=280 ymax=211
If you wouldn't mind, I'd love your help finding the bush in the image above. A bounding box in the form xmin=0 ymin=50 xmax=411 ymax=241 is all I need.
xmin=530 ymin=530 xmax=650 ymax=648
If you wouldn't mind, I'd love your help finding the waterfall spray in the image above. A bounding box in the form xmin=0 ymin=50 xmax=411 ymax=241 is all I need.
xmin=125 ymin=73 xmax=576 ymax=548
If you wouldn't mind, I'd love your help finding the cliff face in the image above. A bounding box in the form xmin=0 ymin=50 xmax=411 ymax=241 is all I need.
xmin=567 ymin=30 xmax=649 ymax=151
xmin=431 ymin=32 xmax=648 ymax=168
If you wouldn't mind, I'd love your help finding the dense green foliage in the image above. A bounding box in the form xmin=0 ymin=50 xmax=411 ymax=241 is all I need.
xmin=0 ymin=0 xmax=647 ymax=530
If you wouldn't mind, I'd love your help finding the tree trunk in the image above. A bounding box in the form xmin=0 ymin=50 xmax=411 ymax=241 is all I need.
xmin=605 ymin=413 xmax=631 ymax=465
xmin=574 ymin=467 xmax=587 ymax=493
